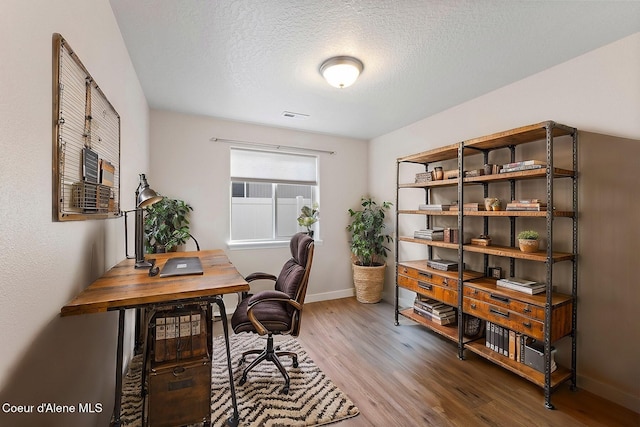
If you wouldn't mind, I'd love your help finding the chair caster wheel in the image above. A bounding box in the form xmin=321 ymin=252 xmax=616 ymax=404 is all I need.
xmin=292 ymin=359 xmax=299 ymax=368
xmin=281 ymin=385 xmax=289 ymax=394
xmin=238 ymin=357 xmax=245 ymax=367
xmin=239 ymin=377 xmax=247 ymax=386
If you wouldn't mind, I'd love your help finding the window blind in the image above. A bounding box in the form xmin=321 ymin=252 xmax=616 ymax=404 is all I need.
xmin=230 ymin=148 xmax=318 ymax=185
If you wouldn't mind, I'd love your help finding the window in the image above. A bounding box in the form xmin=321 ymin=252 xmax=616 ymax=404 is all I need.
xmin=230 ymin=148 xmax=318 ymax=245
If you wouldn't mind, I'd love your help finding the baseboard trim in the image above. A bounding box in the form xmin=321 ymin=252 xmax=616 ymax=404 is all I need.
xmin=578 ymin=374 xmax=640 ymax=414
xmin=306 ymin=288 xmax=355 ymax=303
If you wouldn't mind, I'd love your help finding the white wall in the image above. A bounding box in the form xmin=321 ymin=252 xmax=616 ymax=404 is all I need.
xmin=149 ymin=110 xmax=369 ymax=303
xmin=0 ymin=1 xmax=149 ymax=425
xmin=370 ymin=33 xmax=640 ymax=412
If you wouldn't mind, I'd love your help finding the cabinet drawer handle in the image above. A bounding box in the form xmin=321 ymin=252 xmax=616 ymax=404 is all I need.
xmin=418 ymin=281 xmax=432 ymax=291
xmin=419 ymin=272 xmax=433 ymax=279
xmin=523 ymin=306 xmax=532 ymax=313
xmin=490 ymin=308 xmax=510 ymax=318
xmin=522 ymin=322 xmax=532 ymax=329
xmin=470 ymin=303 xmax=477 ymax=310
xmin=490 ymin=294 xmax=510 ymax=303
xmin=471 ymin=289 xmax=478 ymax=295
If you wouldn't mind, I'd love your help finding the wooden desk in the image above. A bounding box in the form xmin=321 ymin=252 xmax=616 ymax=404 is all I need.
xmin=61 ymin=250 xmax=249 ymax=427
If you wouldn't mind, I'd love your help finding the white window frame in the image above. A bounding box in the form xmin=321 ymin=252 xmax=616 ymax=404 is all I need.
xmin=228 ymin=148 xmax=319 ymax=249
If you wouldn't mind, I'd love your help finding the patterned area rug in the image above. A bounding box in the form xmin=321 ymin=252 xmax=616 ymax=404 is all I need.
xmin=120 ymin=333 xmax=359 ymax=426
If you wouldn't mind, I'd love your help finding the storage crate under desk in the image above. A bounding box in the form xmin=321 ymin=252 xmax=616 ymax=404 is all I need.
xmin=144 ymin=303 xmax=213 ymax=426
xmin=147 ymin=356 xmax=211 ymax=427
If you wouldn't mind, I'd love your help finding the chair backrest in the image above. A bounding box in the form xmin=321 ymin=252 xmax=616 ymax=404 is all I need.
xmin=274 ymin=232 xmax=314 ymax=336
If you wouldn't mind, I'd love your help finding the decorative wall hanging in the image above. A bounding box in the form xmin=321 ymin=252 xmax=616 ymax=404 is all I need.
xmin=52 ymin=33 xmax=120 ymax=221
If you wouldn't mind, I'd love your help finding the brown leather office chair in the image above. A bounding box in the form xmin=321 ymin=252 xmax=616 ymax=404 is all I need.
xmin=230 ymin=232 xmax=314 ymax=394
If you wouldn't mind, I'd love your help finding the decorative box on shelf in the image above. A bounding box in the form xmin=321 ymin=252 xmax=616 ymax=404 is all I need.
xmin=415 ymin=172 xmax=433 ymax=183
xmin=471 ymin=237 xmax=491 ymax=246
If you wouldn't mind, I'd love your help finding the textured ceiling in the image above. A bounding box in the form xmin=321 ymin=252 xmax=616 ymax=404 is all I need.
xmin=109 ymin=0 xmax=640 ymax=140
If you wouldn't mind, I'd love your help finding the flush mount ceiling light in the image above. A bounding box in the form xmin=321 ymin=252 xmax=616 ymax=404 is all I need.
xmin=319 ymin=56 xmax=364 ymax=89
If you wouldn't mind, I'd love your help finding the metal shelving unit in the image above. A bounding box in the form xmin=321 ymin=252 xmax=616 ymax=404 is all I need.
xmin=394 ymin=121 xmax=578 ymax=409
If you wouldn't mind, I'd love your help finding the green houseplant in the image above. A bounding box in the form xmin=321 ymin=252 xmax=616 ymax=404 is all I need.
xmin=297 ymin=203 xmax=319 ymax=237
xmin=517 ymin=230 xmax=539 ymax=253
xmin=347 ymin=197 xmax=393 ymax=303
xmin=144 ymin=197 xmax=193 ymax=253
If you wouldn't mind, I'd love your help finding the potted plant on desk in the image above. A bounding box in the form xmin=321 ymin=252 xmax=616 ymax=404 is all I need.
xmin=347 ymin=197 xmax=393 ymax=303
xmin=144 ymin=197 xmax=193 ymax=253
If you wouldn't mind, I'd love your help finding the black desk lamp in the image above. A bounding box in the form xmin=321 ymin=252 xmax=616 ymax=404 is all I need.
xmin=123 ymin=174 xmax=163 ymax=268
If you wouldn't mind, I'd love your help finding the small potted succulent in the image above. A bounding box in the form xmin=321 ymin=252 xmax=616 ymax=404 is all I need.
xmin=517 ymin=230 xmax=540 ymax=253
xmin=297 ymin=203 xmax=319 ymax=238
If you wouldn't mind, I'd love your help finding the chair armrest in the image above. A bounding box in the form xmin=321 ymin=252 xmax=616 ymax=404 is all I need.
xmin=248 ymin=290 xmax=291 ymax=306
xmin=246 ymin=290 xmax=302 ymax=335
xmin=245 ymin=272 xmax=277 ymax=282
xmin=239 ymin=273 xmax=277 ymax=301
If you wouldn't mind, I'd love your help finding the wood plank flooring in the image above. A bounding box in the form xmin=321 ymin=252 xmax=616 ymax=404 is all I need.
xmin=222 ymin=297 xmax=639 ymax=426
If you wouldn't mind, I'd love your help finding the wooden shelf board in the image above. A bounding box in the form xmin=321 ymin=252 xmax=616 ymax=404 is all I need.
xmin=398 ymin=260 xmax=484 ymax=282
xmin=398 ymin=210 xmax=458 ymax=216
xmin=400 ymin=308 xmax=459 ymax=342
xmin=463 ymin=168 xmax=575 ymax=183
xmin=397 ymin=143 xmax=460 ymax=164
xmin=399 ymin=209 xmax=574 ymax=218
xmin=398 ymin=237 xmax=459 ymax=249
xmin=465 ymin=341 xmax=572 ymax=388
xmin=400 ymin=168 xmax=575 ymax=189
xmin=399 ymin=179 xmax=459 ymax=189
xmin=463 ymin=244 xmax=574 ymax=262
xmin=463 ymin=121 xmax=576 ymax=151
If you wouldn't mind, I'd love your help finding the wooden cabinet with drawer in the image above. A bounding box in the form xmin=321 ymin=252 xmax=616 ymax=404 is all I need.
xmin=464 ymin=278 xmax=573 ymax=342
xmin=398 ymin=261 xmax=483 ymax=306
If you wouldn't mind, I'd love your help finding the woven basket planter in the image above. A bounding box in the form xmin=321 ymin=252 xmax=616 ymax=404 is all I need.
xmin=352 ymin=263 xmax=386 ymax=303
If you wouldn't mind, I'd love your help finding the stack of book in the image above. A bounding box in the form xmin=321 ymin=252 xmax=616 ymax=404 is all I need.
xmin=414 ymin=228 xmax=444 ymax=240
xmin=484 ymin=325 xmax=557 ymax=371
xmin=496 ymin=277 xmax=546 ymax=295
xmin=418 ymin=204 xmax=450 ymax=211
xmin=485 ymin=321 xmax=511 ymax=358
xmin=505 ymin=199 xmax=547 ymax=211
xmin=499 ymin=160 xmax=546 ymax=173
xmin=413 ymin=297 xmax=456 ymax=325
xmin=426 ymin=259 xmax=458 ymax=271
xmin=449 ymin=202 xmax=484 ymax=211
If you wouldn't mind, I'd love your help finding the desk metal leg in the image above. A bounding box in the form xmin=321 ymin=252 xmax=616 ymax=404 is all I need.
xmin=212 ymin=297 xmax=239 ymax=427
xmin=112 ymin=309 xmax=125 ymax=427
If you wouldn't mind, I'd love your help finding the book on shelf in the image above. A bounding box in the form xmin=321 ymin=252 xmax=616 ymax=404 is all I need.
xmin=499 ymin=164 xmax=545 ymax=173
xmin=502 ymin=160 xmax=546 ymax=169
xmin=508 ymin=330 xmax=517 ymax=360
xmin=443 ymin=228 xmax=459 ymax=244
xmin=485 ymin=322 xmax=513 ymax=358
xmin=414 ymin=228 xmax=444 ymax=240
xmin=449 ymin=203 xmax=484 ymax=211
xmin=426 ymin=258 xmax=458 ymax=271
xmin=413 ymin=305 xmax=456 ymax=325
xmin=496 ymin=278 xmax=546 ymax=295
xmin=414 ymin=298 xmax=455 ymax=317
xmin=506 ymin=200 xmax=547 ymax=211
xmin=418 ymin=204 xmax=451 ymax=211
xmin=505 ymin=205 xmax=547 ymax=211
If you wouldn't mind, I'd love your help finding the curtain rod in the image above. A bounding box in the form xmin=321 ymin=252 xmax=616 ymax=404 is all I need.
xmin=210 ymin=137 xmax=336 ymax=155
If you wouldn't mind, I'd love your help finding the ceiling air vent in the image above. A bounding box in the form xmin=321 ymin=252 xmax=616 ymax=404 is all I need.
xmin=282 ymin=111 xmax=309 ymax=120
